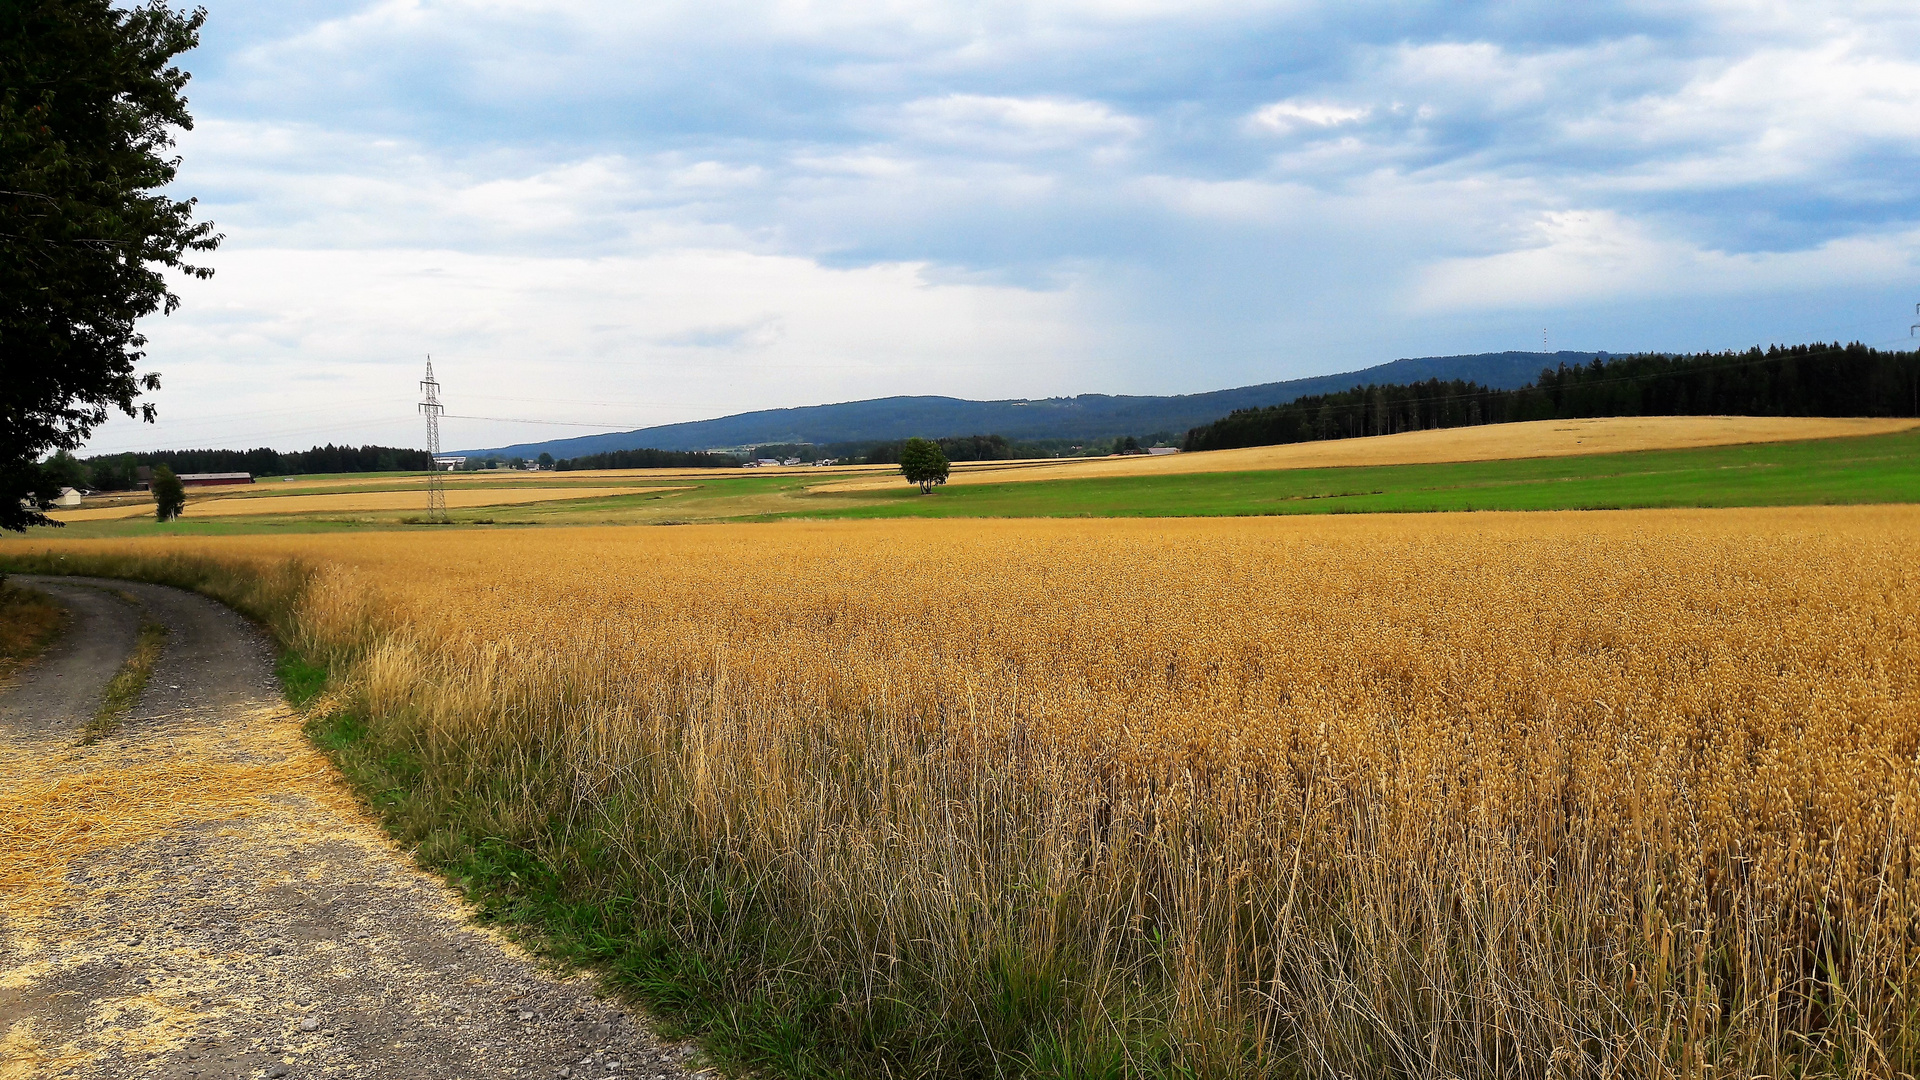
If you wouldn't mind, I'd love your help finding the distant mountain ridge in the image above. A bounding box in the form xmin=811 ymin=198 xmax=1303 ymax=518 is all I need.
xmin=459 ymin=351 xmax=1607 ymax=459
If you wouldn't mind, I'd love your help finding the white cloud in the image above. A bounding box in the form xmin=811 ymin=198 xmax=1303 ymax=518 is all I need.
xmin=1248 ymin=99 xmax=1370 ymax=134
xmin=892 ymin=94 xmax=1143 ymax=150
xmin=88 ymin=245 xmax=1108 ymax=454
xmin=83 ymin=1 xmax=1920 ymax=454
xmin=1413 ymin=210 xmax=1920 ymax=312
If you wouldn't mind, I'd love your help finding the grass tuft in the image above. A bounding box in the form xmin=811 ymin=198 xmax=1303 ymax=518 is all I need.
xmin=81 ymin=611 xmax=167 ymax=744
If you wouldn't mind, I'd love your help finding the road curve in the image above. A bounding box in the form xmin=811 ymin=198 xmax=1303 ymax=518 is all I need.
xmin=0 ymin=576 xmax=700 ymax=1080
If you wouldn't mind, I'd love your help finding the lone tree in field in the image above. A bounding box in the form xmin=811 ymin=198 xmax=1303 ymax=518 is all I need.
xmin=150 ymin=464 xmax=184 ymax=521
xmin=899 ymin=437 xmax=950 ymax=494
xmin=0 ymin=1 xmax=220 ymax=531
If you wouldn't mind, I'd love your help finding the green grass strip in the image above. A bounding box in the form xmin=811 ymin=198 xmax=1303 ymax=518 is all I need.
xmin=81 ymin=605 xmax=168 ymax=745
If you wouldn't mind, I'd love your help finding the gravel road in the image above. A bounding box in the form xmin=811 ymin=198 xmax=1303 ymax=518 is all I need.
xmin=0 ymin=576 xmax=701 ymax=1080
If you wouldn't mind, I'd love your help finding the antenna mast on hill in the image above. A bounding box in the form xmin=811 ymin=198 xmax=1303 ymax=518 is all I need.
xmin=420 ymin=357 xmax=447 ymax=523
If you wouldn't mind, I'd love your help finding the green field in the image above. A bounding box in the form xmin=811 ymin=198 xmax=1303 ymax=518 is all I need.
xmin=783 ymin=426 xmax=1920 ymax=519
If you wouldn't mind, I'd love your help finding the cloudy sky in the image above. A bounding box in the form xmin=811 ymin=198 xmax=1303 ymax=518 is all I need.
xmin=85 ymin=0 xmax=1920 ymax=454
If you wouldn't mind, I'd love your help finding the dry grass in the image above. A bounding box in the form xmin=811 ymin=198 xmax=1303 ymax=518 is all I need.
xmin=46 ymin=485 xmax=682 ymax=522
xmin=0 ymin=581 xmax=65 ymax=686
xmin=812 ymin=415 xmax=1920 ymax=491
xmin=0 ymin=705 xmax=350 ymax=926
xmin=14 ymin=507 xmax=1920 ymax=1077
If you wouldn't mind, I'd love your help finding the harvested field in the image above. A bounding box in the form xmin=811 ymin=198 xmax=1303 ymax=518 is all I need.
xmin=46 ymin=486 xmax=682 ymax=522
xmin=812 ymin=415 xmax=1920 ymax=490
xmin=10 ymin=506 xmax=1920 ymax=1078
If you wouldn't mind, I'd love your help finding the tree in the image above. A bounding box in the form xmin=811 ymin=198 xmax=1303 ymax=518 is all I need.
xmin=150 ymin=464 xmax=183 ymax=521
xmin=1 ymin=1 xmax=220 ymax=531
xmin=898 ymin=437 xmax=949 ymax=494
xmin=537 ymin=452 xmax=554 ymax=469
xmin=40 ymin=449 xmax=88 ymax=491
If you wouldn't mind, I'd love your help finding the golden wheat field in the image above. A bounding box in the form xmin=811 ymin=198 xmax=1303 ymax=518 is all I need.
xmin=17 ymin=506 xmax=1920 ymax=1078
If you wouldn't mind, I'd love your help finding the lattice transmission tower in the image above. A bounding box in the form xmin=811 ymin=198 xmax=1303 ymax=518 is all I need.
xmin=419 ymin=357 xmax=447 ymax=522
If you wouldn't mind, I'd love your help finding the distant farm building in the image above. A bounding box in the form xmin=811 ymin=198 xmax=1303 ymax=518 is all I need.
xmin=54 ymin=487 xmax=82 ymax=507
xmin=1147 ymin=447 xmax=1181 ymax=456
xmin=178 ymin=472 xmax=254 ymax=487
xmin=434 ymin=456 xmax=467 ymax=471
xmin=133 ymin=468 xmax=253 ymax=490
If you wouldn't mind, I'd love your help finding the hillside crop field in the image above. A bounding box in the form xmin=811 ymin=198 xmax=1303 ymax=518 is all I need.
xmin=8 ymin=506 xmax=1918 ymax=1078
xmin=797 ymin=423 xmax=1920 ymax=519
xmin=816 ymin=415 xmax=1920 ymax=491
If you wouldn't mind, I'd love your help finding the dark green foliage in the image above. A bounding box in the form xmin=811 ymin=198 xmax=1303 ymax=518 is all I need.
xmin=937 ymin=433 xmax=1016 ymax=461
xmin=38 ymin=449 xmax=88 ymax=489
xmin=898 ymin=437 xmax=950 ymax=493
xmin=274 ymin=651 xmax=328 ymax=706
xmin=1184 ymin=342 xmax=1920 ymax=452
xmin=863 ymin=433 xmax=1032 ymax=464
xmin=554 ymin=447 xmax=742 ymax=471
xmin=748 ymin=443 xmax=816 ymax=462
xmin=75 ymin=444 xmax=435 ymax=488
xmin=761 ymin=434 xmax=1155 ymax=466
xmin=149 ymin=463 xmax=184 ymax=520
xmin=1 ymin=0 xmax=219 ymax=529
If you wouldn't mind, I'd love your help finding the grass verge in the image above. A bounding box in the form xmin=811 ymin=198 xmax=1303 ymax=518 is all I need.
xmin=0 ymin=578 xmax=68 ymax=685
xmin=296 ymin=695 xmax=1090 ymax=1080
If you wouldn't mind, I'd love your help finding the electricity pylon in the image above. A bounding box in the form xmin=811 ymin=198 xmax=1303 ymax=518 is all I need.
xmin=420 ymin=357 xmax=447 ymax=522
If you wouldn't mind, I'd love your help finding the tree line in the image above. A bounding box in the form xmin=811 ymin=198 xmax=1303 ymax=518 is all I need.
xmin=1183 ymin=343 xmax=1920 ymax=452
xmin=554 ymin=448 xmax=743 ymax=470
xmin=779 ymin=432 xmax=1174 ymax=465
xmin=60 ymin=444 xmax=434 ymax=490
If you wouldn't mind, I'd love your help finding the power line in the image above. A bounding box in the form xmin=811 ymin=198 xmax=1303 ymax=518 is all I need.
xmin=441 ymin=413 xmax=627 ymax=428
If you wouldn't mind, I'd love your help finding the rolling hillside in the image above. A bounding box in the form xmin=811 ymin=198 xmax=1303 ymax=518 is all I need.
xmin=461 ymin=351 xmax=1595 ymax=458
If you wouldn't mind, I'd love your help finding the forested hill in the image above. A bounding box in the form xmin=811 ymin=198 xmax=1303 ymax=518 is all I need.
xmin=1183 ymin=343 xmax=1920 ymax=452
xmin=461 ymin=351 xmax=1584 ymax=458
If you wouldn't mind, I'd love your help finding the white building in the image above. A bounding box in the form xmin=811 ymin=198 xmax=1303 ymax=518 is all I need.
xmin=434 ymin=456 xmax=467 ymax=471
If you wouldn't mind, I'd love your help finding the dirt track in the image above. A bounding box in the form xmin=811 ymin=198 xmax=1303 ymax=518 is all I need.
xmin=0 ymin=577 xmax=699 ymax=1080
